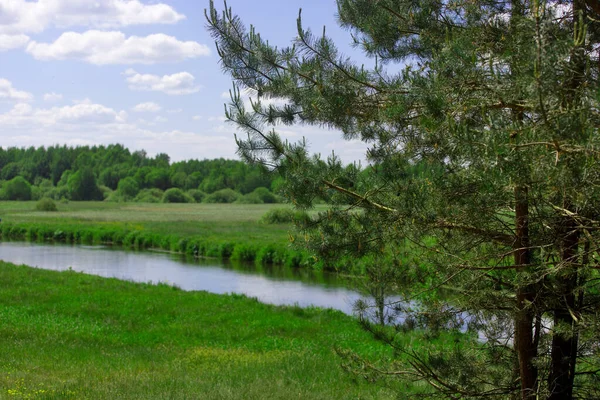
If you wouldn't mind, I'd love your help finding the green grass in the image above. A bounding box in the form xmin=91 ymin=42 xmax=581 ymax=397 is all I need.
xmin=0 ymin=261 xmax=400 ymax=399
xmin=0 ymin=202 xmax=293 ymax=243
xmin=0 ymin=202 xmax=322 ymax=269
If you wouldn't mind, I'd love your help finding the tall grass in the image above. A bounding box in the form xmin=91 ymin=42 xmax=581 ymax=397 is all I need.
xmin=0 ymin=202 xmax=320 ymax=269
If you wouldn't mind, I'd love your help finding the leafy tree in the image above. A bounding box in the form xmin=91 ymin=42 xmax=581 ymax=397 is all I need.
xmin=208 ymin=1 xmax=600 ymax=398
xmin=117 ymin=177 xmax=139 ymax=200
xmin=145 ymin=168 xmax=171 ymax=191
xmin=68 ymin=167 xmax=103 ymax=201
xmin=1 ymin=162 xmax=20 ymax=181
xmin=3 ymin=176 xmax=32 ymax=200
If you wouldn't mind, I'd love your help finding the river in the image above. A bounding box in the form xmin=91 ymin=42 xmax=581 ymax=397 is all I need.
xmin=0 ymin=241 xmax=369 ymax=315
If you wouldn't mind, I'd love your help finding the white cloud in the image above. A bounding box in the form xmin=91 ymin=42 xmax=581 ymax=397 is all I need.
xmin=0 ymin=34 xmax=29 ymax=51
xmin=43 ymin=92 xmax=63 ymax=102
xmin=124 ymin=69 xmax=201 ymax=95
xmin=0 ymin=101 xmax=126 ymax=126
xmin=0 ymin=79 xmax=33 ymax=102
xmin=166 ymin=108 xmax=182 ymax=114
xmin=26 ymin=31 xmax=210 ymax=65
xmin=0 ymin=0 xmax=185 ymax=35
xmin=154 ymin=116 xmax=167 ymax=123
xmin=132 ymin=102 xmax=161 ymax=113
xmin=192 ymin=115 xmax=203 ymax=120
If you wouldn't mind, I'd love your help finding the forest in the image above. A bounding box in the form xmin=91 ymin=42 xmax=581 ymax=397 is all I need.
xmin=0 ymin=144 xmax=282 ymax=204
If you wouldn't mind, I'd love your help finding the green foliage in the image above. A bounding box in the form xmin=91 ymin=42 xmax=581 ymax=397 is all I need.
xmin=0 ymin=145 xmax=279 ymax=202
xmin=162 ymin=188 xmax=194 ymax=203
xmin=236 ymin=192 xmax=264 ymax=204
xmin=186 ymin=189 xmax=206 ymax=203
xmin=251 ymin=187 xmax=277 ymax=203
xmin=3 ymin=176 xmax=32 ymax=200
xmin=67 ymin=167 xmax=103 ymax=201
xmin=133 ymin=188 xmax=164 ymax=203
xmin=260 ymin=208 xmax=310 ymax=225
xmin=117 ymin=177 xmax=139 ymax=200
xmin=208 ymin=1 xmax=600 ymax=398
xmin=204 ymin=188 xmax=241 ymax=203
xmin=35 ymin=198 xmax=58 ymax=212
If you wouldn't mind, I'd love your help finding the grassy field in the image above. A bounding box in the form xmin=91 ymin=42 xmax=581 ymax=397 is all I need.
xmin=0 ymin=261 xmax=405 ymax=399
xmin=0 ymin=201 xmax=293 ymax=243
xmin=0 ymin=202 xmax=319 ymax=268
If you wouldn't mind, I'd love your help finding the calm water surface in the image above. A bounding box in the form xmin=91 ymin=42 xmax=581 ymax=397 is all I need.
xmin=0 ymin=242 xmax=366 ymax=315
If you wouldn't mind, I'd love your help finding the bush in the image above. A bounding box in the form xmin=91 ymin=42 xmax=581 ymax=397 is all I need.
xmin=117 ymin=177 xmax=139 ymax=200
xmin=260 ymin=208 xmax=311 ymax=224
xmin=46 ymin=186 xmax=70 ymax=201
xmin=186 ymin=189 xmax=206 ymax=203
xmin=35 ymin=198 xmax=58 ymax=212
xmin=3 ymin=176 xmax=32 ymax=200
xmin=204 ymin=188 xmax=241 ymax=203
xmin=162 ymin=188 xmax=194 ymax=203
xmin=236 ymin=192 xmax=264 ymax=204
xmin=134 ymin=188 xmax=164 ymax=203
xmin=251 ymin=187 xmax=278 ymax=203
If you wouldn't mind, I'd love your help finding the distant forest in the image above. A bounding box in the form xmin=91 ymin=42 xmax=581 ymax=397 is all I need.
xmin=0 ymin=144 xmax=282 ymax=204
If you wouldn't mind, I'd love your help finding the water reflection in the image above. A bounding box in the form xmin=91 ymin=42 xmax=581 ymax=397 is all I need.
xmin=0 ymin=242 xmax=364 ymax=314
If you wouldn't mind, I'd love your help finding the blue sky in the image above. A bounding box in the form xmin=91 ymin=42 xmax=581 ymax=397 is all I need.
xmin=0 ymin=0 xmax=367 ymax=162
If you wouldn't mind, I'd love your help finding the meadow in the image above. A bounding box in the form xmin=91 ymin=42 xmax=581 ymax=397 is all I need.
xmin=0 ymin=201 xmax=317 ymax=269
xmin=0 ymin=261 xmax=404 ymax=399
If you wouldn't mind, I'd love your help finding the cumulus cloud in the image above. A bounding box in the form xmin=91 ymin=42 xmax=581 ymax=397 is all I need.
xmin=26 ymin=31 xmax=210 ymax=65
xmin=0 ymin=0 xmax=185 ymax=35
xmin=43 ymin=92 xmax=63 ymax=102
xmin=132 ymin=102 xmax=161 ymax=113
xmin=0 ymin=79 xmax=33 ymax=102
xmin=0 ymin=101 xmax=126 ymax=126
xmin=124 ymin=69 xmax=201 ymax=95
xmin=0 ymin=34 xmax=29 ymax=51
xmin=0 ymin=101 xmax=238 ymax=161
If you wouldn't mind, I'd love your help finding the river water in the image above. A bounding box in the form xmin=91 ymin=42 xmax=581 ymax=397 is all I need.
xmin=0 ymin=242 xmax=367 ymax=315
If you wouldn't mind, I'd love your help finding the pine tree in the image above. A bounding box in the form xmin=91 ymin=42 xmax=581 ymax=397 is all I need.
xmin=207 ymin=1 xmax=600 ymax=398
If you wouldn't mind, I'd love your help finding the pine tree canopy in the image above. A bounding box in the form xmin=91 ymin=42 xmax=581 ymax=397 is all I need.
xmin=207 ymin=1 xmax=600 ymax=398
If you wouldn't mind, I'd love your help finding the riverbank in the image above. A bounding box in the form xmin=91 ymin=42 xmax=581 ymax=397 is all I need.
xmin=0 ymin=202 xmax=316 ymax=269
xmin=0 ymin=261 xmax=401 ymax=399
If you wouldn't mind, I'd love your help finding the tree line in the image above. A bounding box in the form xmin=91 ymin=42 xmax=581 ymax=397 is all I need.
xmin=0 ymin=144 xmax=282 ymax=203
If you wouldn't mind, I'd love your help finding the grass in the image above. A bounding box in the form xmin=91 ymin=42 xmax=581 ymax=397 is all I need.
xmin=0 ymin=202 xmax=321 ymax=269
xmin=0 ymin=261 xmax=401 ymax=399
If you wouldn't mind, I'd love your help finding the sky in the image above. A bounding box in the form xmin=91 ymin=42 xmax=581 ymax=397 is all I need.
xmin=0 ymin=0 xmax=369 ymax=163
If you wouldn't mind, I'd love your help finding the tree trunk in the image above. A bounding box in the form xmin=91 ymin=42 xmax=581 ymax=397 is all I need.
xmin=514 ymin=186 xmax=538 ymax=400
xmin=548 ymin=219 xmax=579 ymax=400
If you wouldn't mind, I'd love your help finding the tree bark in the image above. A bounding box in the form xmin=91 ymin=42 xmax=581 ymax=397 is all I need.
xmin=514 ymin=186 xmax=538 ymax=400
xmin=548 ymin=217 xmax=579 ymax=400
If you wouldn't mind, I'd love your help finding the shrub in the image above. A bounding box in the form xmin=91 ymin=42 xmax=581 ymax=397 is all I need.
xmin=251 ymin=187 xmax=278 ymax=203
xmin=117 ymin=177 xmax=139 ymax=200
xmin=134 ymin=188 xmax=164 ymax=203
xmin=204 ymin=188 xmax=241 ymax=203
xmin=46 ymin=186 xmax=70 ymax=201
xmin=260 ymin=208 xmax=311 ymax=224
xmin=236 ymin=192 xmax=264 ymax=204
xmin=186 ymin=189 xmax=206 ymax=203
xmin=162 ymin=188 xmax=194 ymax=203
xmin=3 ymin=176 xmax=32 ymax=200
xmin=35 ymin=198 xmax=58 ymax=212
